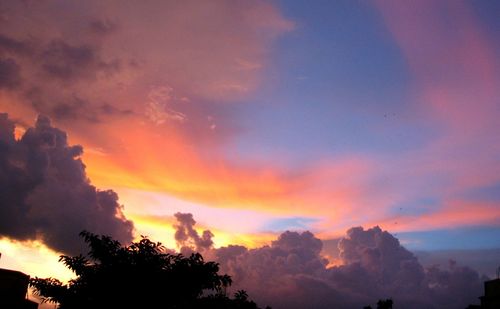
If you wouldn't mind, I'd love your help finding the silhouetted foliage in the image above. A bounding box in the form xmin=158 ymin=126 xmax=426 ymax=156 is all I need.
xmin=363 ymin=298 xmax=393 ymax=309
xmin=29 ymin=231 xmax=264 ymax=309
xmin=376 ymin=299 xmax=393 ymax=309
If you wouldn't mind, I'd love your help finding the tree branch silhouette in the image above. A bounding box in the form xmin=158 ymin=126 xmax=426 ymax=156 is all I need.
xmin=30 ymin=231 xmax=266 ymax=309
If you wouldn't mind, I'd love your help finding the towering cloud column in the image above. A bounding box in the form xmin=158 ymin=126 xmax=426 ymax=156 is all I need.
xmin=0 ymin=113 xmax=134 ymax=254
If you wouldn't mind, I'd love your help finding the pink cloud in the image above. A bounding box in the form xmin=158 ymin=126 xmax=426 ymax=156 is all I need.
xmin=370 ymin=0 xmax=500 ymax=231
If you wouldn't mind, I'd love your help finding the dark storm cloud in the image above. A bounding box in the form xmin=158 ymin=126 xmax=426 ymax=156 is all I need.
xmin=0 ymin=28 xmax=120 ymax=84
xmin=24 ymin=88 xmax=133 ymax=123
xmin=99 ymin=103 xmax=133 ymax=116
xmin=0 ymin=32 xmax=126 ymax=122
xmin=51 ymin=97 xmax=93 ymax=121
xmin=0 ymin=5 xmax=125 ymax=123
xmin=0 ymin=113 xmax=134 ymax=254
xmin=0 ymin=57 xmax=21 ymax=89
xmin=206 ymin=225 xmax=487 ymax=309
xmin=0 ymin=34 xmax=32 ymax=55
xmin=40 ymin=39 xmax=120 ymax=81
xmin=88 ymin=19 xmax=117 ymax=35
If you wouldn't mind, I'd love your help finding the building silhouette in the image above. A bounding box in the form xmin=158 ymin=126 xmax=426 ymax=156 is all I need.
xmin=0 ymin=267 xmax=38 ymax=309
xmin=466 ymin=278 xmax=500 ymax=309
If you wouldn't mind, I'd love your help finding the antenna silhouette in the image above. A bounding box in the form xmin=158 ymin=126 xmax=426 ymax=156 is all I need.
xmin=497 ymin=266 xmax=500 ymax=279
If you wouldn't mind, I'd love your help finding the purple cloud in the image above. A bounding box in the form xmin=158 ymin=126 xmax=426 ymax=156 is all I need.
xmin=0 ymin=113 xmax=134 ymax=254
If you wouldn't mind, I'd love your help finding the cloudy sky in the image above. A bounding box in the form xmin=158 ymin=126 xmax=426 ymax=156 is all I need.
xmin=0 ymin=0 xmax=499 ymax=308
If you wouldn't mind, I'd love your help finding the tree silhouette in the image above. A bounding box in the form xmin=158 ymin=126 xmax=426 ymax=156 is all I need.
xmin=363 ymin=298 xmax=393 ymax=309
xmin=30 ymin=231 xmax=264 ymax=309
xmin=376 ymin=299 xmax=393 ymax=309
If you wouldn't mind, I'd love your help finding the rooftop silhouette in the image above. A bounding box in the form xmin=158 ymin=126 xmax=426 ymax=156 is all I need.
xmin=0 ymin=267 xmax=38 ymax=309
xmin=466 ymin=278 xmax=500 ymax=309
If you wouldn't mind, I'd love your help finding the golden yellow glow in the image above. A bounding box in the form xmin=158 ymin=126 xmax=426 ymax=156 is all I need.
xmin=127 ymin=213 xmax=178 ymax=247
xmin=128 ymin=213 xmax=276 ymax=250
xmin=0 ymin=238 xmax=74 ymax=283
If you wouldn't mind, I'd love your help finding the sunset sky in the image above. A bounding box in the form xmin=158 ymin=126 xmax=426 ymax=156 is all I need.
xmin=0 ymin=1 xmax=499 ymax=307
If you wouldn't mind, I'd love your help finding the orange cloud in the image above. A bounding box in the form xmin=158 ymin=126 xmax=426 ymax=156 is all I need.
xmin=78 ymin=116 xmax=378 ymax=218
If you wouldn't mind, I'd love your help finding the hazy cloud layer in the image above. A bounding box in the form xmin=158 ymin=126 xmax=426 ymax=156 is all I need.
xmin=0 ymin=0 xmax=292 ymax=125
xmin=0 ymin=113 xmax=133 ymax=254
xmin=415 ymin=248 xmax=500 ymax=279
xmin=173 ymin=215 xmax=486 ymax=309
